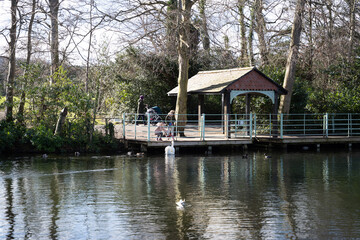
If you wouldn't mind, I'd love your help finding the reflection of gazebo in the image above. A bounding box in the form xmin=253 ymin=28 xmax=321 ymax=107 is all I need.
xmin=167 ymin=67 xmax=287 ymax=137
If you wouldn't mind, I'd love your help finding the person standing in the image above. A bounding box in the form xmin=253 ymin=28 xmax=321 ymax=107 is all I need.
xmin=165 ymin=110 xmax=175 ymax=139
xmin=137 ymin=95 xmax=146 ymax=125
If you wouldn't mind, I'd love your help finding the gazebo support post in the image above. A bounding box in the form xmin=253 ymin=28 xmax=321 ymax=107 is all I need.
xmin=272 ymin=92 xmax=279 ymax=137
xmin=223 ymin=92 xmax=231 ymax=138
xmin=245 ymin=94 xmax=251 ymax=136
xmin=198 ymin=94 xmax=204 ymax=130
xmin=222 ymin=93 xmax=224 ymax=133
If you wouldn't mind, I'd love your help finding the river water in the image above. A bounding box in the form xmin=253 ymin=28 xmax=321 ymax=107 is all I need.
xmin=0 ymin=150 xmax=359 ymax=239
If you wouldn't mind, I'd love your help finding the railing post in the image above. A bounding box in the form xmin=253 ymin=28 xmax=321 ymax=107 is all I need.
xmin=303 ymin=113 xmax=306 ymax=135
xmin=201 ymin=113 xmax=205 ymax=140
xmin=122 ymin=113 xmax=126 ymax=139
xmin=134 ymin=114 xmax=137 ymax=140
xmin=269 ymin=113 xmax=272 ymax=137
xmin=325 ymin=113 xmax=329 ymax=138
xmin=250 ymin=113 xmax=253 ymax=140
xmin=280 ymin=113 xmax=283 ymax=139
xmin=350 ymin=113 xmax=352 ymax=136
xmin=254 ymin=113 xmax=257 ymax=137
xmin=235 ymin=114 xmax=237 ymax=136
xmin=147 ymin=113 xmax=150 ymax=141
xmin=347 ymin=113 xmax=350 ymax=137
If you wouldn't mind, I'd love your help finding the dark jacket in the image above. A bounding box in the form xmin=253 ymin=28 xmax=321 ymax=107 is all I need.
xmin=137 ymin=99 xmax=145 ymax=114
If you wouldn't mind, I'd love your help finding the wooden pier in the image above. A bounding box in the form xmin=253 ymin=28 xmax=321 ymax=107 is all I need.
xmin=114 ymin=124 xmax=360 ymax=152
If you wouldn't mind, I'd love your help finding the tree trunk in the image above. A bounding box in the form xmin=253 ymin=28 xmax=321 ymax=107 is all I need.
xmin=199 ymin=0 xmax=210 ymax=51
xmin=248 ymin=0 xmax=255 ymax=66
xmin=18 ymin=0 xmax=36 ymax=124
xmin=166 ymin=0 xmax=179 ymax=56
xmin=254 ymin=0 xmax=268 ymax=66
xmin=49 ymin=0 xmax=59 ymax=79
xmin=175 ymin=0 xmax=196 ymax=137
xmin=279 ymin=0 xmax=305 ymax=115
xmin=54 ymin=107 xmax=68 ymax=135
xmin=305 ymin=0 xmax=314 ymax=82
xmin=238 ymin=0 xmax=248 ymax=67
xmin=347 ymin=0 xmax=356 ymax=59
xmin=5 ymin=0 xmax=18 ymax=122
xmin=86 ymin=0 xmax=94 ymax=94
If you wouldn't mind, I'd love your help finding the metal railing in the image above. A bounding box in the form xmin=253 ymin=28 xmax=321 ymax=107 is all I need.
xmin=97 ymin=113 xmax=360 ymax=141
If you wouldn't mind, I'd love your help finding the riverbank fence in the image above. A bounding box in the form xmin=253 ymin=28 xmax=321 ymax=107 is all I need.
xmin=99 ymin=113 xmax=360 ymax=141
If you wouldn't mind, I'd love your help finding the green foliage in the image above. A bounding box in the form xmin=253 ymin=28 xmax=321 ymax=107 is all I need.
xmin=26 ymin=125 xmax=63 ymax=152
xmin=112 ymin=48 xmax=179 ymax=114
xmin=0 ymin=96 xmax=5 ymax=108
xmin=0 ymin=120 xmax=26 ymax=154
xmin=1 ymin=63 xmax=120 ymax=154
xmin=306 ymin=49 xmax=360 ymax=113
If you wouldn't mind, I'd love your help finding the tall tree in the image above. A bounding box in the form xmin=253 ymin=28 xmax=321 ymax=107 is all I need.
xmin=238 ymin=0 xmax=249 ymax=67
xmin=175 ymin=0 xmax=197 ymax=136
xmin=18 ymin=0 xmax=37 ymax=124
xmin=248 ymin=0 xmax=255 ymax=66
xmin=166 ymin=0 xmax=179 ymax=57
xmin=5 ymin=0 xmax=18 ymax=122
xmin=347 ymin=0 xmax=357 ymax=59
xmin=199 ymin=0 xmax=210 ymax=51
xmin=279 ymin=0 xmax=306 ymax=114
xmin=49 ymin=0 xmax=59 ymax=78
xmin=254 ymin=0 xmax=268 ymax=66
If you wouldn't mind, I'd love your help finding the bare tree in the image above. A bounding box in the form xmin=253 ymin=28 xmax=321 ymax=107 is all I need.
xmin=49 ymin=0 xmax=59 ymax=78
xmin=248 ymin=0 xmax=256 ymax=66
xmin=347 ymin=0 xmax=357 ymax=59
xmin=175 ymin=0 xmax=198 ymax=136
xmin=238 ymin=0 xmax=249 ymax=67
xmin=254 ymin=0 xmax=268 ymax=66
xmin=199 ymin=0 xmax=210 ymax=51
xmin=279 ymin=0 xmax=306 ymax=114
xmin=17 ymin=0 xmax=37 ymax=124
xmin=5 ymin=0 xmax=18 ymax=122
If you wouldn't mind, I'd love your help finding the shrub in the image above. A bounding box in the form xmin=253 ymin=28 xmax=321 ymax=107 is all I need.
xmin=26 ymin=125 xmax=63 ymax=152
xmin=0 ymin=120 xmax=26 ymax=154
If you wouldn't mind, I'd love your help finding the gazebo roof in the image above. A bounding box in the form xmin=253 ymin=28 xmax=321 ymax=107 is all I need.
xmin=167 ymin=67 xmax=287 ymax=96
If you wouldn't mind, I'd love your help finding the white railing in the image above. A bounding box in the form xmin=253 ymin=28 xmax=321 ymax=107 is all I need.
xmin=101 ymin=113 xmax=360 ymax=141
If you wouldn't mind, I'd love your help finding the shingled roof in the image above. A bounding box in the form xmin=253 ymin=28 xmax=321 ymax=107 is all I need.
xmin=167 ymin=67 xmax=287 ymax=96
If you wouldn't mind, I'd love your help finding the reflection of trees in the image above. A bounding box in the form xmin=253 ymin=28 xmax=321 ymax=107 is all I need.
xmin=0 ymin=152 xmax=359 ymax=238
xmin=49 ymin=162 xmax=60 ymax=239
xmin=5 ymin=178 xmax=15 ymax=239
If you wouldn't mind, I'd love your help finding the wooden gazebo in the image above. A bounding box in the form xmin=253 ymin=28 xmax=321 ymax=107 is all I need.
xmin=167 ymin=67 xmax=287 ymax=136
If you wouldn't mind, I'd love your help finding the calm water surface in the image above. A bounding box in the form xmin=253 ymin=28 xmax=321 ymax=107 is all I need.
xmin=0 ymin=150 xmax=360 ymax=239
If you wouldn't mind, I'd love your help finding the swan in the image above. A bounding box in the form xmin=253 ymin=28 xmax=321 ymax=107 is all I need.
xmin=165 ymin=140 xmax=175 ymax=155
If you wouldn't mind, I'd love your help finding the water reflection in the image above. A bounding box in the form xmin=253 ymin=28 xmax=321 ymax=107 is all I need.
xmin=0 ymin=151 xmax=359 ymax=239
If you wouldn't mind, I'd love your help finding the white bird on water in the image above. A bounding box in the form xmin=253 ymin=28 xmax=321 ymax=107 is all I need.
xmin=165 ymin=140 xmax=175 ymax=155
xmin=176 ymin=199 xmax=185 ymax=209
